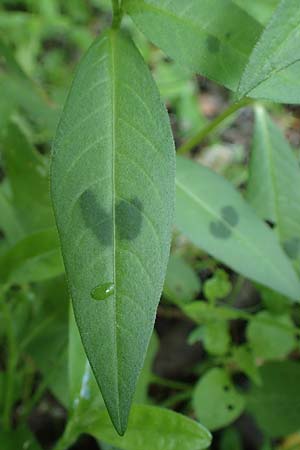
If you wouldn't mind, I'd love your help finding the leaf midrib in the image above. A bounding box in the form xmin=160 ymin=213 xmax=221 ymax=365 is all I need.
xmin=108 ymin=30 xmax=121 ymax=429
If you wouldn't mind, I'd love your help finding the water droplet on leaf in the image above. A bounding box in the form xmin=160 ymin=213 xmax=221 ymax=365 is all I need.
xmin=91 ymin=282 xmax=114 ymax=301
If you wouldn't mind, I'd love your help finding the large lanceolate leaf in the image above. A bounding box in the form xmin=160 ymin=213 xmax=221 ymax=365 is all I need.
xmin=238 ymin=0 xmax=300 ymax=103
xmin=175 ymin=156 xmax=300 ymax=300
xmin=51 ymin=30 xmax=175 ymax=434
xmin=124 ymin=0 xmax=262 ymax=91
xmin=247 ymin=107 xmax=300 ymax=268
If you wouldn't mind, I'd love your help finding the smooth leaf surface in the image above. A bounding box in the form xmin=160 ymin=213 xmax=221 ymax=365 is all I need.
xmin=193 ymin=368 xmax=245 ymax=431
xmin=247 ymin=361 xmax=300 ymax=437
xmin=175 ymin=156 xmax=300 ymax=300
xmin=85 ymin=405 xmax=212 ymax=450
xmin=124 ymin=0 xmax=262 ymax=91
xmin=238 ymin=0 xmax=300 ymax=103
xmin=51 ymin=30 xmax=175 ymax=434
xmin=247 ymin=107 xmax=300 ymax=269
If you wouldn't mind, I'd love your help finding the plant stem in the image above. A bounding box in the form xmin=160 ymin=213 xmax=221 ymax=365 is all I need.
xmin=111 ymin=0 xmax=123 ymax=29
xmin=150 ymin=374 xmax=191 ymax=390
xmin=177 ymin=97 xmax=253 ymax=154
xmin=2 ymin=299 xmax=18 ymax=430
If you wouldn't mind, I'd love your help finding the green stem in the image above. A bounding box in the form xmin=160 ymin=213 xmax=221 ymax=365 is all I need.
xmin=161 ymin=390 xmax=192 ymax=409
xmin=150 ymin=374 xmax=190 ymax=390
xmin=111 ymin=0 xmax=123 ymax=28
xmin=2 ymin=300 xmax=18 ymax=430
xmin=177 ymin=97 xmax=253 ymax=154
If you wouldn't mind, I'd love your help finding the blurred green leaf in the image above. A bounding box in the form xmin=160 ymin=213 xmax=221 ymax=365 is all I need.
xmin=232 ymin=346 xmax=261 ymax=385
xmin=220 ymin=427 xmax=243 ymax=450
xmin=247 ymin=361 xmax=300 ymax=437
xmin=246 ymin=311 xmax=296 ymax=360
xmin=0 ymin=426 xmax=42 ymax=450
xmin=163 ymin=254 xmax=201 ymax=305
xmin=238 ymin=0 xmax=300 ymax=103
xmin=124 ymin=0 xmax=262 ymax=90
xmin=1 ymin=123 xmax=55 ymax=232
xmin=204 ymin=269 xmax=231 ymax=303
xmin=193 ymin=368 xmax=245 ymax=431
xmin=175 ymin=156 xmax=300 ymax=300
xmin=0 ymin=228 xmax=64 ymax=285
xmin=184 ymin=302 xmax=243 ymax=323
xmin=247 ymin=107 xmax=300 ymax=270
xmin=203 ymin=320 xmax=231 ymax=356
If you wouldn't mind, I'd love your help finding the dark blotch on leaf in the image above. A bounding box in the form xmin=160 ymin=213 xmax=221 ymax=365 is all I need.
xmin=283 ymin=237 xmax=300 ymax=260
xmin=206 ymin=36 xmax=220 ymax=53
xmin=0 ymin=229 xmax=5 ymax=240
xmin=227 ymin=404 xmax=235 ymax=411
xmin=221 ymin=206 xmax=239 ymax=227
xmin=210 ymin=221 xmax=231 ymax=239
xmin=80 ymin=190 xmax=113 ymax=246
xmin=265 ymin=220 xmax=276 ymax=229
xmin=116 ymin=197 xmax=143 ymax=240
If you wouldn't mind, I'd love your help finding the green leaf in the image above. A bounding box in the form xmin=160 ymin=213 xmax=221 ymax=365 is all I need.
xmin=51 ymin=30 xmax=175 ymax=434
xmin=247 ymin=107 xmax=300 ymax=268
xmin=203 ymin=320 xmax=231 ymax=356
xmin=193 ymin=368 xmax=245 ymax=431
xmin=124 ymin=0 xmax=262 ymax=90
xmin=233 ymin=0 xmax=279 ymax=25
xmin=246 ymin=311 xmax=296 ymax=360
xmin=163 ymin=254 xmax=201 ymax=305
xmin=175 ymin=156 xmax=300 ymax=300
xmin=184 ymin=302 xmax=245 ymax=323
xmin=203 ymin=269 xmax=232 ymax=303
xmin=85 ymin=405 xmax=212 ymax=450
xmin=247 ymin=361 xmax=300 ymax=437
xmin=232 ymin=346 xmax=261 ymax=385
xmin=0 ymin=426 xmax=42 ymax=450
xmin=0 ymin=187 xmax=24 ymax=245
xmin=2 ymin=123 xmax=55 ymax=233
xmin=0 ymin=228 xmax=64 ymax=285
xmin=237 ymin=0 xmax=300 ymax=103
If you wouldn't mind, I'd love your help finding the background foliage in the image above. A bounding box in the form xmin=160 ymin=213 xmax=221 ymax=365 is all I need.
xmin=1 ymin=0 xmax=300 ymax=449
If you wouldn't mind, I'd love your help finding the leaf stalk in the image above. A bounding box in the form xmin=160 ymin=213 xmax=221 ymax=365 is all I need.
xmin=177 ymin=97 xmax=253 ymax=154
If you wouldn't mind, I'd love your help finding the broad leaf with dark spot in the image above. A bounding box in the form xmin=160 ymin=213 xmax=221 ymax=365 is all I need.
xmin=51 ymin=30 xmax=175 ymax=434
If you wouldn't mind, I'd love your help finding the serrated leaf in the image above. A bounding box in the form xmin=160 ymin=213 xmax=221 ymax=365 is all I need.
xmin=124 ymin=0 xmax=262 ymax=91
xmin=247 ymin=107 xmax=300 ymax=268
xmin=193 ymin=368 xmax=245 ymax=431
xmin=237 ymin=0 xmax=300 ymax=103
xmin=175 ymin=156 xmax=300 ymax=300
xmin=51 ymin=30 xmax=175 ymax=434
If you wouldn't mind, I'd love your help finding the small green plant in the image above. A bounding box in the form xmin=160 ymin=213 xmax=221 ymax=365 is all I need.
xmin=1 ymin=0 xmax=300 ymax=449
